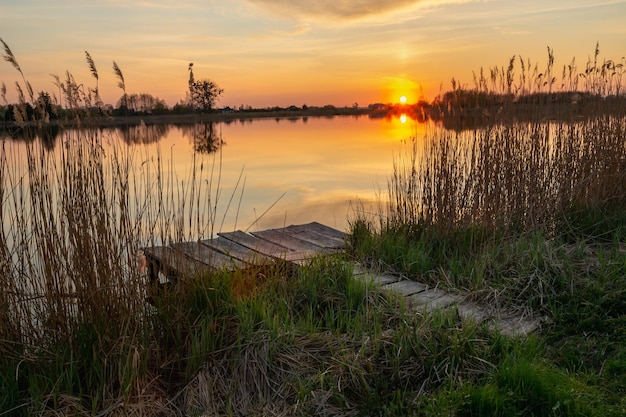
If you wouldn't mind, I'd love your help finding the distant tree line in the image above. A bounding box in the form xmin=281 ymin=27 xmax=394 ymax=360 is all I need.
xmin=115 ymin=93 xmax=168 ymax=116
xmin=0 ymin=39 xmax=227 ymax=125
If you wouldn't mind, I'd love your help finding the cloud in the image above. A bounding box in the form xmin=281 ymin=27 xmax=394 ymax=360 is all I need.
xmin=251 ymin=22 xmax=311 ymax=40
xmin=246 ymin=0 xmax=428 ymax=21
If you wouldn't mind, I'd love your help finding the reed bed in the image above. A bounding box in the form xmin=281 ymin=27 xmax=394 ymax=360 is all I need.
xmin=0 ymin=40 xmax=251 ymax=414
xmin=386 ymin=115 xmax=626 ymax=238
xmin=0 ymin=123 xmax=239 ymax=414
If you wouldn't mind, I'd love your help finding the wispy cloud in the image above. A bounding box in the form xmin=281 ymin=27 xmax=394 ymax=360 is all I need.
xmin=250 ymin=22 xmax=311 ymax=40
xmin=246 ymin=0 xmax=429 ymax=21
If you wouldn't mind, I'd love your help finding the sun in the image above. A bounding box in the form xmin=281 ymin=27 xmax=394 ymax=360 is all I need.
xmin=399 ymin=95 xmax=407 ymax=103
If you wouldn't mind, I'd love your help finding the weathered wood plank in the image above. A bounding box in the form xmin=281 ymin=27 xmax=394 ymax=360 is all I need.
xmin=292 ymin=221 xmax=348 ymax=241
xmin=384 ymin=280 xmax=427 ymax=296
xmin=200 ymin=235 xmax=273 ymax=264
xmin=282 ymin=249 xmax=323 ymax=264
xmin=283 ymin=223 xmax=346 ymax=249
xmin=218 ymin=230 xmax=290 ymax=257
xmin=408 ymin=288 xmax=455 ymax=308
xmin=252 ymin=228 xmax=328 ymax=252
xmin=143 ymin=246 xmax=211 ymax=282
xmin=172 ymin=241 xmax=244 ymax=271
xmin=423 ymin=293 xmax=459 ymax=310
xmin=492 ymin=316 xmax=541 ymax=337
xmin=355 ymin=273 xmax=401 ymax=285
xmin=455 ymin=303 xmax=490 ymax=324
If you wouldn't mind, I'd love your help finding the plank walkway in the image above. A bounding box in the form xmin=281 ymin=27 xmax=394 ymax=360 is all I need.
xmin=143 ymin=221 xmax=540 ymax=337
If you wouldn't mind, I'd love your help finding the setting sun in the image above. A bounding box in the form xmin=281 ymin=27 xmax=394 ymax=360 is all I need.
xmin=399 ymin=95 xmax=407 ymax=103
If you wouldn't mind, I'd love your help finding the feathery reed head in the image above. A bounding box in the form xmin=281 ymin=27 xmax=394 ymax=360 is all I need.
xmin=113 ymin=61 xmax=125 ymax=92
xmin=85 ymin=51 xmax=98 ymax=80
xmin=0 ymin=37 xmax=23 ymax=75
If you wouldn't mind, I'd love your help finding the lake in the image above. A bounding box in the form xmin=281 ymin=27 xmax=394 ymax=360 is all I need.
xmin=1 ymin=115 xmax=426 ymax=236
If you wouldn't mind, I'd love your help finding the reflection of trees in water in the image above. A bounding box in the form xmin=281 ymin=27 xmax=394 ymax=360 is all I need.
xmin=117 ymin=122 xmax=171 ymax=145
xmin=1 ymin=124 xmax=61 ymax=151
xmin=179 ymin=122 xmax=224 ymax=154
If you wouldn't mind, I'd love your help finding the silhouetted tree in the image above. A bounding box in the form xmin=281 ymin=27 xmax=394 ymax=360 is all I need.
xmin=187 ymin=62 xmax=223 ymax=112
xmin=122 ymin=93 xmax=168 ymax=114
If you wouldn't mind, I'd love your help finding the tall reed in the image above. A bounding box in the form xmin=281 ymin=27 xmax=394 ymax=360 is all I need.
xmin=0 ymin=40 xmax=240 ymax=414
xmin=386 ymin=115 xmax=626 ymax=239
xmin=380 ymin=45 xmax=626 ymax=242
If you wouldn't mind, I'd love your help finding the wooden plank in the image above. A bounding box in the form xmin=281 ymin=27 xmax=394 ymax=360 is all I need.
xmin=143 ymin=246 xmax=211 ymax=282
xmin=492 ymin=316 xmax=540 ymax=337
xmin=375 ymin=274 xmax=402 ymax=285
xmin=282 ymin=228 xmax=345 ymax=249
xmin=455 ymin=303 xmax=490 ymax=324
xmin=408 ymin=288 xmax=455 ymax=308
xmin=356 ymin=273 xmax=401 ymax=285
xmin=295 ymin=221 xmax=348 ymax=241
xmin=200 ymin=235 xmax=273 ymax=264
xmin=423 ymin=293 xmax=459 ymax=310
xmin=352 ymin=263 xmax=367 ymax=276
xmin=281 ymin=249 xmax=320 ymax=262
xmin=172 ymin=241 xmax=244 ymax=271
xmin=218 ymin=230 xmax=291 ymax=258
xmin=384 ymin=280 xmax=427 ymax=296
xmin=283 ymin=223 xmax=346 ymax=249
xmin=251 ymin=228 xmax=327 ymax=252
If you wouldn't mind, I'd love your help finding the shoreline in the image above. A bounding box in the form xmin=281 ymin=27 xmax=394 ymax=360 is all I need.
xmin=1 ymin=107 xmax=371 ymax=130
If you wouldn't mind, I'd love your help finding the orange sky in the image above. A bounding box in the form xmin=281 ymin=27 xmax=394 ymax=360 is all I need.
xmin=1 ymin=0 xmax=625 ymax=108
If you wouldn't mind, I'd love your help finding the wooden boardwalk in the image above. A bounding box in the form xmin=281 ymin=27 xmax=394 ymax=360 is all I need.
xmin=143 ymin=221 xmax=539 ymax=337
xmin=143 ymin=222 xmax=347 ymax=284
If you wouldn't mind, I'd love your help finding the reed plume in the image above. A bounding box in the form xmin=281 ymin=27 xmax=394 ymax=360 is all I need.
xmin=0 ymin=37 xmax=22 ymax=76
xmin=85 ymin=51 xmax=101 ymax=106
xmin=113 ymin=61 xmax=126 ymax=93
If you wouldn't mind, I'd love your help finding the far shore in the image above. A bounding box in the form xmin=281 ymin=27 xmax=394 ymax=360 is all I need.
xmin=1 ymin=107 xmax=371 ymax=129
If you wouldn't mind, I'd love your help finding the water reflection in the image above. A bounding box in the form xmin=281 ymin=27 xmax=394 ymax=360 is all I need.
xmin=1 ymin=120 xmax=227 ymax=155
xmin=1 ymin=124 xmax=61 ymax=150
xmin=117 ymin=122 xmax=171 ymax=145
xmin=178 ymin=122 xmax=224 ymax=154
xmin=1 ymin=115 xmax=424 ymax=233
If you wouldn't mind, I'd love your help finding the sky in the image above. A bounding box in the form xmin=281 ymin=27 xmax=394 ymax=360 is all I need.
xmin=1 ymin=0 xmax=625 ymax=108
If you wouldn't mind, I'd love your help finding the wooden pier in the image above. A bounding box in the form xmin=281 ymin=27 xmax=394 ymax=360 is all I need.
xmin=143 ymin=222 xmax=347 ymax=284
xmin=143 ymin=221 xmax=540 ymax=337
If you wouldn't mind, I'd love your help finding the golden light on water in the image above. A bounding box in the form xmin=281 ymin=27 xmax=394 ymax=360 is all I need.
xmin=400 ymin=114 xmax=407 ymax=124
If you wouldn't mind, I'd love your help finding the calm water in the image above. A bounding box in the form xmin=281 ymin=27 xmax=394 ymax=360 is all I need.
xmin=2 ymin=115 xmax=425 ymax=235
